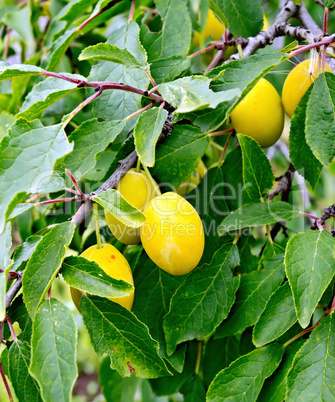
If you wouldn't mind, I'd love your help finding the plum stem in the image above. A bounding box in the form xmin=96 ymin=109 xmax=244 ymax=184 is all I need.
xmin=6 ymin=317 xmax=17 ymax=341
xmin=93 ymin=203 xmax=103 ymax=249
xmin=0 ymin=362 xmax=13 ymax=402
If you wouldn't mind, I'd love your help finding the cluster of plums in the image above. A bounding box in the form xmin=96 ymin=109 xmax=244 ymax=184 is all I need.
xmin=72 ymin=11 xmax=333 ymax=313
xmin=71 ymin=165 xmax=206 ymax=311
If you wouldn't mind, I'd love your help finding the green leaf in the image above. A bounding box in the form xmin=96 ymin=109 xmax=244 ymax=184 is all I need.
xmin=150 ymin=56 xmax=191 ymax=84
xmin=210 ymin=0 xmax=263 ymax=37
xmin=55 ymin=0 xmax=95 ymax=22
xmin=198 ymin=0 xmax=210 ymax=32
xmin=89 ymin=21 xmax=149 ymax=136
xmin=181 ymin=374 xmax=206 ymax=402
xmin=81 ymin=295 xmax=170 ymax=378
xmin=42 ymin=27 xmax=77 ymax=71
xmin=218 ymin=201 xmax=299 ymax=235
xmin=132 ymin=252 xmax=185 ymax=372
xmin=153 ymin=124 xmax=209 ymax=187
xmin=287 ymin=313 xmax=335 ymax=401
xmin=238 ymin=134 xmax=274 ymax=200
xmin=62 ymin=256 xmax=134 ymax=298
xmin=93 ymin=189 xmax=146 ymax=228
xmin=7 ymin=203 xmax=35 ymax=221
xmin=99 ymin=356 xmax=141 ymax=402
xmin=58 ymin=119 xmax=126 ymax=180
xmin=134 ymin=107 xmax=168 ymax=167
xmin=0 ymin=222 xmax=12 ymax=321
xmin=0 ymin=120 xmax=73 ymax=233
xmin=79 ymin=43 xmax=148 ymax=69
xmin=259 ymin=341 xmax=305 ymax=402
xmin=158 ymin=76 xmax=240 ymax=114
xmin=183 ymin=53 xmax=286 ymax=132
xmin=203 ymin=337 xmax=240 ymax=388
xmin=289 ymin=86 xmax=322 ymax=189
xmin=221 ymin=147 xmax=258 ymax=211
xmin=253 ymin=282 xmax=297 ymax=347
xmin=163 ymin=243 xmax=240 ymax=355
xmin=9 ymin=340 xmax=42 ymax=402
xmin=140 ymin=0 xmax=192 ymax=61
xmin=0 ymin=61 xmax=44 ymax=81
xmin=11 ymin=234 xmax=42 ymax=272
xmin=207 ymin=344 xmax=284 ymax=401
xmin=2 ymin=5 xmax=34 ymax=46
xmin=215 ymin=255 xmax=285 ymax=338
xmin=306 ymin=73 xmax=335 ymax=165
xmin=6 ymin=295 xmax=32 ymax=343
xmin=0 ymin=111 xmax=15 ymax=139
xmin=285 ymin=230 xmax=335 ymax=328
xmin=30 ymin=298 xmax=77 ymax=402
xmin=322 ymin=0 xmax=335 ymax=8
xmin=236 ymin=236 xmax=259 ymax=274
xmin=22 ymin=222 xmax=75 ymax=319
xmin=17 ymin=75 xmax=82 ymax=120
xmin=79 ymin=0 xmax=130 ymax=34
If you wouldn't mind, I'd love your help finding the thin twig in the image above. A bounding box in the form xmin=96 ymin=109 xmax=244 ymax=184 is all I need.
xmin=300 ymin=212 xmax=319 ymax=221
xmin=205 ymin=48 xmax=225 ymax=73
xmin=0 ymin=362 xmax=12 ymax=402
xmin=311 ymin=203 xmax=335 ymax=231
xmin=65 ymin=169 xmax=86 ymax=198
xmin=6 ymin=273 xmax=23 ymax=309
xmin=35 ymin=197 xmax=78 ymax=207
xmin=209 ymin=128 xmax=234 ymax=137
xmin=125 ymin=102 xmax=154 ymax=120
xmin=190 ymin=44 xmax=217 ymax=58
xmin=283 ymin=313 xmax=326 ymax=348
xmin=26 ymin=193 xmax=42 ymax=203
xmin=41 ymin=72 xmax=164 ymax=103
xmin=290 ymin=34 xmax=335 ymax=57
xmin=77 ymin=0 xmax=124 ymax=32
xmin=65 ymin=187 xmax=80 ymax=195
xmin=322 ymin=7 xmax=328 ymax=69
xmin=62 ymin=87 xmax=103 ymax=128
xmin=128 ymin=0 xmax=136 ymax=21
xmin=6 ymin=317 xmax=17 ymax=341
xmin=218 ymin=131 xmax=234 ymax=166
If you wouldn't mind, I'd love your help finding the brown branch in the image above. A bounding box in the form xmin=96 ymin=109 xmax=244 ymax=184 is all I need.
xmin=5 ymin=272 xmax=23 ymax=310
xmin=298 ymin=2 xmax=323 ymax=36
xmin=69 ymin=152 xmax=138 ymax=227
xmin=224 ymin=0 xmax=300 ymax=62
xmin=267 ymin=163 xmax=295 ymax=201
xmin=266 ymin=163 xmax=295 ymax=242
xmin=311 ymin=203 xmax=335 ymax=231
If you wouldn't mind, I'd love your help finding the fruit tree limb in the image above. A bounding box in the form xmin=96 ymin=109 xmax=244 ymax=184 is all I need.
xmin=225 ymin=0 xmax=300 ymax=61
xmin=42 ymin=72 xmax=164 ymax=103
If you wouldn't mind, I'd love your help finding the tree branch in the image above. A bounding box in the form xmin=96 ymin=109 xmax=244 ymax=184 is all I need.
xmin=42 ymin=72 xmax=163 ymax=103
xmin=6 ymin=272 xmax=23 ymax=310
xmin=267 ymin=163 xmax=295 ymax=201
xmin=311 ymin=203 xmax=335 ymax=231
xmin=298 ymin=2 xmax=323 ymax=36
xmin=224 ymin=0 xmax=300 ymax=62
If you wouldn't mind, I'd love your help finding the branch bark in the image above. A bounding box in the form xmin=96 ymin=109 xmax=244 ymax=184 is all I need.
xmin=225 ymin=0 xmax=300 ymax=62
